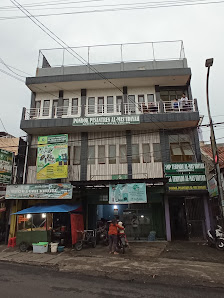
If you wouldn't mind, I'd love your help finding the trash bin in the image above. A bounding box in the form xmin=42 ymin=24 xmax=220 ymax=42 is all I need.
xmin=32 ymin=242 xmax=48 ymax=253
xmin=50 ymin=242 xmax=58 ymax=253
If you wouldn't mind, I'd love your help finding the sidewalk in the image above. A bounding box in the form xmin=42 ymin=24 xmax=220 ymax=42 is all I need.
xmin=1 ymin=242 xmax=224 ymax=287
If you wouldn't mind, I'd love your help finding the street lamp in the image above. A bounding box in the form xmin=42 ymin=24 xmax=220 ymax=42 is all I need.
xmin=205 ymin=58 xmax=224 ymax=222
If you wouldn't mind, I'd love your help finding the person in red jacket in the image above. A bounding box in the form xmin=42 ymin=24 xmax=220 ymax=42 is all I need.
xmin=108 ymin=218 xmax=124 ymax=254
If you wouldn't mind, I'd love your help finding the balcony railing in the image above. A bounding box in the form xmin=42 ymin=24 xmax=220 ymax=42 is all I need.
xmin=23 ymin=100 xmax=197 ymax=120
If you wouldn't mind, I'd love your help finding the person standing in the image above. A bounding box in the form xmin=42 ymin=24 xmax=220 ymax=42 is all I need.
xmin=108 ymin=218 xmax=124 ymax=254
xmin=131 ymin=215 xmax=140 ymax=240
xmin=180 ymin=93 xmax=188 ymax=110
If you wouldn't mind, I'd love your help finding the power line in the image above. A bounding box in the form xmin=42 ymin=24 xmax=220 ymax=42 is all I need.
xmin=0 ymin=68 xmax=25 ymax=82
xmin=1 ymin=0 xmax=224 ymax=20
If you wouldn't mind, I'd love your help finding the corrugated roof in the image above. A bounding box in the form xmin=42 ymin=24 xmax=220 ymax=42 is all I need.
xmin=201 ymin=145 xmax=224 ymax=169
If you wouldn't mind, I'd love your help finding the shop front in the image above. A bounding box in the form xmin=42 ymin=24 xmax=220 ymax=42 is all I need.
xmin=164 ymin=163 xmax=211 ymax=241
xmin=85 ymin=183 xmax=166 ymax=241
xmin=6 ymin=183 xmax=84 ymax=250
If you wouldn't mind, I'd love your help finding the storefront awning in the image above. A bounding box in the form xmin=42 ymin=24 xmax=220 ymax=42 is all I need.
xmin=12 ymin=204 xmax=81 ymax=215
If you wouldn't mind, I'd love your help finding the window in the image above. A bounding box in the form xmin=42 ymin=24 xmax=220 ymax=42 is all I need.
xmin=52 ymin=100 xmax=58 ymax=117
xmin=153 ymin=143 xmax=162 ymax=162
xmin=107 ymin=96 xmax=114 ymax=113
xmin=142 ymin=144 xmax=151 ymax=163
xmin=88 ymin=97 xmax=95 ymax=114
xmin=119 ymin=145 xmax=127 ymax=164
xmin=127 ymin=95 xmax=136 ymax=114
xmin=43 ymin=100 xmax=50 ymax=116
xmin=63 ymin=99 xmax=69 ymax=115
xmin=88 ymin=145 xmax=95 ymax=164
xmin=73 ymin=146 xmax=81 ymax=165
xmin=160 ymin=90 xmax=185 ymax=101
xmin=31 ymin=101 xmax=41 ymax=118
xmin=138 ymin=95 xmax=145 ymax=103
xmin=147 ymin=94 xmax=154 ymax=103
xmin=170 ymin=142 xmax=194 ymax=162
xmin=109 ymin=145 xmax=116 ymax=164
xmin=116 ymin=96 xmax=122 ymax=113
xmin=98 ymin=145 xmax=105 ymax=164
xmin=98 ymin=97 xmax=104 ymax=114
xmin=132 ymin=144 xmax=140 ymax=163
xmin=71 ymin=98 xmax=78 ymax=115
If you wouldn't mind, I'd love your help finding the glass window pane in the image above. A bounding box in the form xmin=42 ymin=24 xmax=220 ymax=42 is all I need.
xmin=109 ymin=145 xmax=116 ymax=164
xmin=132 ymin=144 xmax=140 ymax=163
xmin=182 ymin=142 xmax=194 ymax=156
xmin=63 ymin=99 xmax=69 ymax=115
xmin=31 ymin=101 xmax=41 ymax=118
xmin=35 ymin=101 xmax=41 ymax=109
xmin=169 ymin=135 xmax=179 ymax=143
xmin=107 ymin=96 xmax=114 ymax=113
xmin=98 ymin=97 xmax=104 ymax=114
xmin=170 ymin=143 xmax=183 ymax=155
xmin=73 ymin=146 xmax=81 ymax=165
xmin=71 ymin=98 xmax=78 ymax=115
xmin=128 ymin=95 xmax=136 ymax=114
xmin=153 ymin=143 xmax=162 ymax=162
xmin=88 ymin=145 xmax=95 ymax=164
xmin=43 ymin=100 xmax=50 ymax=116
xmin=138 ymin=95 xmax=145 ymax=103
xmin=142 ymin=144 xmax=151 ymax=163
xmin=116 ymin=96 xmax=122 ymax=113
xmin=88 ymin=97 xmax=95 ymax=114
xmin=119 ymin=145 xmax=127 ymax=164
xmin=147 ymin=94 xmax=154 ymax=103
xmin=98 ymin=145 xmax=105 ymax=164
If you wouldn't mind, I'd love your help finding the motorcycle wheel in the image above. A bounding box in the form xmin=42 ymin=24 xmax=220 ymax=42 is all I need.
xmin=216 ymin=239 xmax=224 ymax=251
xmin=74 ymin=241 xmax=83 ymax=251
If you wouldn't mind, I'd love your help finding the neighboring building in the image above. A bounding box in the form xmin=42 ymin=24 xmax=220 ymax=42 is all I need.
xmin=201 ymin=143 xmax=224 ymax=222
xmin=16 ymin=41 xmax=210 ymax=241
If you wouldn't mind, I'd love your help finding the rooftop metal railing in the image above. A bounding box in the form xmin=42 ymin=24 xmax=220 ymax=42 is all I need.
xmin=37 ymin=40 xmax=186 ymax=69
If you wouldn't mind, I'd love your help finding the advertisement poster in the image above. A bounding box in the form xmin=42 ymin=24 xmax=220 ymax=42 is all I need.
xmin=109 ymin=183 xmax=147 ymax=204
xmin=0 ymin=149 xmax=13 ymax=184
xmin=6 ymin=183 xmax=72 ymax=200
xmin=37 ymin=134 xmax=68 ymax=180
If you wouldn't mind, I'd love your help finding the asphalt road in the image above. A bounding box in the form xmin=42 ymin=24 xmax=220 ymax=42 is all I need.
xmin=0 ymin=262 xmax=223 ymax=298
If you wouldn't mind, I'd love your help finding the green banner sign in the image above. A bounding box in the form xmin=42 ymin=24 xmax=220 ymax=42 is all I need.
xmin=164 ymin=163 xmax=207 ymax=191
xmin=164 ymin=163 xmax=205 ymax=174
xmin=112 ymin=174 xmax=128 ymax=180
xmin=109 ymin=183 xmax=147 ymax=204
xmin=37 ymin=134 xmax=68 ymax=180
xmin=0 ymin=149 xmax=13 ymax=184
xmin=73 ymin=115 xmax=140 ymax=126
xmin=6 ymin=183 xmax=72 ymax=200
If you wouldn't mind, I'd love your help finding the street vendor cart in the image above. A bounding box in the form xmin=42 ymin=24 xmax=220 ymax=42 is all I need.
xmin=13 ymin=204 xmax=83 ymax=252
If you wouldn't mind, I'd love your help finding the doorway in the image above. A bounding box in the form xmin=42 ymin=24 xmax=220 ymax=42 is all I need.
xmin=169 ymin=198 xmax=188 ymax=240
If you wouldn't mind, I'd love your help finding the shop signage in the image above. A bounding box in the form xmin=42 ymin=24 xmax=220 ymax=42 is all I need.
xmin=112 ymin=174 xmax=128 ymax=180
xmin=0 ymin=149 xmax=13 ymax=184
xmin=207 ymin=177 xmax=218 ymax=197
xmin=164 ymin=163 xmax=205 ymax=174
xmin=164 ymin=163 xmax=207 ymax=192
xmin=5 ymin=183 xmax=72 ymax=200
xmin=36 ymin=134 xmax=68 ymax=180
xmin=72 ymin=115 xmax=140 ymax=126
xmin=109 ymin=183 xmax=147 ymax=204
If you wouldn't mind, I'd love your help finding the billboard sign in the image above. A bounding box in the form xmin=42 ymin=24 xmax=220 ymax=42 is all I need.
xmin=0 ymin=149 xmax=13 ymax=184
xmin=109 ymin=183 xmax=147 ymax=204
xmin=36 ymin=134 xmax=68 ymax=180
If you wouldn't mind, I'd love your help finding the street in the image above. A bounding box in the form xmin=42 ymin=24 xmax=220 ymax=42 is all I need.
xmin=0 ymin=262 xmax=223 ymax=298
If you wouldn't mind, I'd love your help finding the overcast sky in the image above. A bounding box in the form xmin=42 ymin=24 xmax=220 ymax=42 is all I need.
xmin=0 ymin=0 xmax=224 ymax=143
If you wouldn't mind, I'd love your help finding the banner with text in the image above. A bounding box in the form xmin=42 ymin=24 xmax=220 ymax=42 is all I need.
xmin=109 ymin=183 xmax=147 ymax=204
xmin=164 ymin=163 xmax=207 ymax=191
xmin=6 ymin=183 xmax=72 ymax=200
xmin=73 ymin=115 xmax=140 ymax=126
xmin=0 ymin=149 xmax=13 ymax=184
xmin=36 ymin=134 xmax=68 ymax=180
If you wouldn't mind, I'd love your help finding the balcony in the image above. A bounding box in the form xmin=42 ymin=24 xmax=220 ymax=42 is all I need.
xmin=21 ymin=100 xmax=199 ymax=134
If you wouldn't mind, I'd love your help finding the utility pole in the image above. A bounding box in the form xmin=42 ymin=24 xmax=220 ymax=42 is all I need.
xmin=205 ymin=58 xmax=224 ymax=222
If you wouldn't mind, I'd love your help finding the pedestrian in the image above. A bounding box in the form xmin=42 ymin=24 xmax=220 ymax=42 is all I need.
xmin=131 ymin=215 xmax=140 ymax=240
xmin=180 ymin=93 xmax=189 ymax=110
xmin=108 ymin=218 xmax=124 ymax=254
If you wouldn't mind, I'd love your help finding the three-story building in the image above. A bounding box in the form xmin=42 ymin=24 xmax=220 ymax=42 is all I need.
xmin=19 ymin=41 xmax=211 ymax=241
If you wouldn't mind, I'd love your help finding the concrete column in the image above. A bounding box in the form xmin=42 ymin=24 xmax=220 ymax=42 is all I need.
xmin=122 ymin=86 xmax=127 ymax=115
xmin=30 ymin=92 xmax=36 ymax=109
xmin=204 ymin=195 xmax=211 ymax=231
xmin=164 ymin=195 xmax=171 ymax=241
xmin=57 ymin=90 xmax=63 ymax=118
xmin=80 ymin=132 xmax=88 ymax=181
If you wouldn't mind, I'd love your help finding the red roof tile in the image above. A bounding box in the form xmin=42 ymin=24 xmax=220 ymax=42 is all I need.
xmin=201 ymin=145 xmax=224 ymax=169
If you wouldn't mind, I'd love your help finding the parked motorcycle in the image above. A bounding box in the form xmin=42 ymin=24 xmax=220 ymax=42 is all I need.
xmin=96 ymin=225 xmax=109 ymax=246
xmin=207 ymin=225 xmax=224 ymax=251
